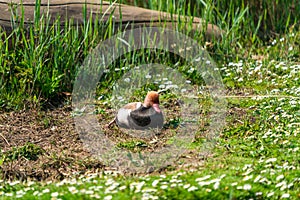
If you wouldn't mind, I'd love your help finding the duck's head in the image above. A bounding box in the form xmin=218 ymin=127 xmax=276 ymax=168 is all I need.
xmin=143 ymin=91 xmax=161 ymax=113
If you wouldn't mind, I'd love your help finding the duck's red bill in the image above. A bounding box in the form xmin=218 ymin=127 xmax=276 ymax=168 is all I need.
xmin=152 ymin=104 xmax=161 ymax=113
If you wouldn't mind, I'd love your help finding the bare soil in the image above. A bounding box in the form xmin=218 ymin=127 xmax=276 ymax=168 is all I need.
xmin=0 ymin=106 xmax=104 ymax=181
xmin=0 ymin=92 xmax=250 ymax=181
xmin=0 ymin=103 xmax=207 ymax=181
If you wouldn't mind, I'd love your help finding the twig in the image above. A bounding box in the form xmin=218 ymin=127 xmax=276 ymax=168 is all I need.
xmin=105 ymin=117 xmax=116 ymax=128
xmin=0 ymin=133 xmax=10 ymax=146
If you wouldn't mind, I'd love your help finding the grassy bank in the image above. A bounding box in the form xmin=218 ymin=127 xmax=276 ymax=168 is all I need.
xmin=0 ymin=0 xmax=299 ymax=199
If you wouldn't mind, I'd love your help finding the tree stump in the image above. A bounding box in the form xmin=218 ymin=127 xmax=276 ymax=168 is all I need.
xmin=0 ymin=0 xmax=223 ymax=40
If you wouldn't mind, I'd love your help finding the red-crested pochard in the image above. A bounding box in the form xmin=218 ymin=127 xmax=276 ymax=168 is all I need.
xmin=107 ymin=91 xmax=164 ymax=130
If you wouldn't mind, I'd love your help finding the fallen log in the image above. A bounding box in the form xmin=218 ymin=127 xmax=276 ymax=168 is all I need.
xmin=0 ymin=0 xmax=223 ymax=40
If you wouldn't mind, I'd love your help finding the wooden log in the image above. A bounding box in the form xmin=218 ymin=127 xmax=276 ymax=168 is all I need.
xmin=0 ymin=0 xmax=223 ymax=40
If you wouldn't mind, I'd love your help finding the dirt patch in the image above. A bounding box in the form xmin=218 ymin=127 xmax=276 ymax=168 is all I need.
xmin=0 ymin=91 xmax=246 ymax=181
xmin=0 ymin=106 xmax=104 ymax=181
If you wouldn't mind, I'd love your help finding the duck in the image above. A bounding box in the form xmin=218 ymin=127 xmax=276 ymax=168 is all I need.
xmin=106 ymin=91 xmax=164 ymax=130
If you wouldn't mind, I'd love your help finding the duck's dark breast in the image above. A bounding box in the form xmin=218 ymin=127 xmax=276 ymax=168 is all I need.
xmin=130 ymin=106 xmax=156 ymax=127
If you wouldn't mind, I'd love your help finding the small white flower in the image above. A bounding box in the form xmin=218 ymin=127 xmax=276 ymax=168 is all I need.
xmin=288 ymin=182 xmax=294 ymax=188
xmin=5 ymin=193 xmax=13 ymax=197
xmin=119 ymin=185 xmax=126 ymax=190
xmin=237 ymin=62 xmax=243 ymax=67
xmin=16 ymin=190 xmax=25 ymax=195
xmin=91 ymin=194 xmax=101 ymax=199
xmin=280 ymin=185 xmax=287 ymax=191
xmin=195 ymin=175 xmax=211 ymax=182
xmin=219 ymin=174 xmax=226 ymax=179
xmin=33 ymin=191 xmax=40 ymax=196
xmin=255 ymin=192 xmax=263 ymax=196
xmin=142 ymin=188 xmax=157 ymax=193
xmin=51 ymin=192 xmax=59 ymax=197
xmin=243 ymin=184 xmax=251 ymax=190
xmin=267 ymin=192 xmax=274 ymax=197
xmin=152 ymin=180 xmax=159 ymax=187
xmin=80 ymin=189 xmax=87 ymax=194
xmin=24 ymin=187 xmax=32 ymax=192
xmin=228 ymin=62 xmax=234 ymax=66
xmin=132 ymin=181 xmax=145 ymax=193
xmin=237 ymin=186 xmax=243 ymax=190
xmin=177 ymin=172 xmax=184 ymax=176
xmin=243 ymin=169 xmax=253 ymax=176
xmin=275 ymin=181 xmax=286 ymax=188
xmin=213 ymin=182 xmax=220 ymax=190
xmin=68 ymin=186 xmax=78 ymax=193
xmin=105 ymin=179 xmax=115 ymax=186
xmin=187 ymin=186 xmax=198 ymax=192
xmin=106 ymin=183 xmax=119 ymax=193
xmin=27 ymin=181 xmax=35 ymax=186
xmin=42 ymin=188 xmax=50 ymax=193
xmin=170 ymin=179 xmax=177 ymax=183
xmin=9 ymin=181 xmax=20 ymax=186
xmin=254 ymin=64 xmax=262 ymax=72
xmin=160 ymin=185 xmax=168 ymax=190
xmin=104 ymin=195 xmax=113 ymax=200
xmin=188 ymin=68 xmax=195 ymax=73
xmin=281 ymin=193 xmax=290 ymax=198
xmin=254 ymin=175 xmax=262 ymax=182
xmin=243 ymin=175 xmax=253 ymax=181
xmin=183 ymin=184 xmax=190 ymax=189
xmin=85 ymin=190 xmax=94 ymax=195
xmin=231 ymin=182 xmax=238 ymax=186
xmin=186 ymin=46 xmax=192 ymax=51
xmin=289 ymin=100 xmax=297 ymax=105
xmin=205 ymin=188 xmax=212 ymax=192
xmin=276 ymin=175 xmax=284 ymax=181
xmin=124 ymin=78 xmax=130 ymax=82
xmin=265 ymin=158 xmax=277 ymax=163
xmin=166 ymin=84 xmax=178 ymax=89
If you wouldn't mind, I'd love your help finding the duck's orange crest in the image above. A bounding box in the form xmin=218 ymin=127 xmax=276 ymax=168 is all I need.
xmin=144 ymin=91 xmax=160 ymax=107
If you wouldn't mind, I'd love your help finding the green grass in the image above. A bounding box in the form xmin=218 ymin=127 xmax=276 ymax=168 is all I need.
xmin=1 ymin=143 xmax=44 ymax=162
xmin=0 ymin=1 xmax=114 ymax=110
xmin=1 ymin=0 xmax=299 ymax=109
xmin=1 ymin=0 xmax=300 ymax=199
